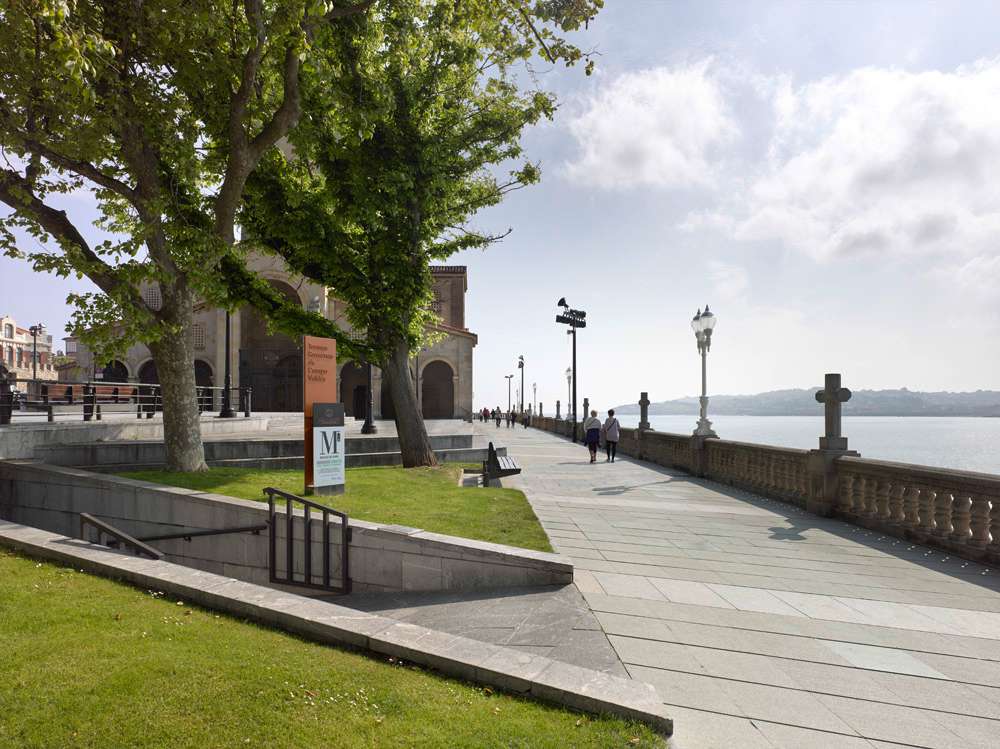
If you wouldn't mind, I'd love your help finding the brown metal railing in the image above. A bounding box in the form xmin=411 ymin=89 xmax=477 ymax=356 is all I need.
xmin=264 ymin=487 xmax=351 ymax=594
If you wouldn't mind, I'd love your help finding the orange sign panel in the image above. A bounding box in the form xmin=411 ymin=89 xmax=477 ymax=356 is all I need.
xmin=303 ymin=335 xmax=338 ymax=493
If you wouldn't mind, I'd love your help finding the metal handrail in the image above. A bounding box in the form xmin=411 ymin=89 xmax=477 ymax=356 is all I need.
xmin=0 ymin=378 xmax=252 ymax=424
xmin=79 ymin=513 xmax=164 ymax=559
xmin=137 ymin=523 xmax=268 ymax=543
xmin=264 ymin=487 xmax=351 ymax=594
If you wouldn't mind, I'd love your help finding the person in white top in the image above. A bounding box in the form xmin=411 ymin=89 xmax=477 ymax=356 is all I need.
xmin=602 ymin=409 xmax=621 ymax=463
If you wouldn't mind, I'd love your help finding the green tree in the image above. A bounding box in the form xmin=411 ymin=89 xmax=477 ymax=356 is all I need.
xmin=239 ymin=0 xmax=602 ymax=466
xmin=0 ymin=0 xmax=372 ymax=470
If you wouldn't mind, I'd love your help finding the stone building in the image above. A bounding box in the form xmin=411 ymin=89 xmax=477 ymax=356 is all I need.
xmin=69 ymin=256 xmax=477 ymax=419
xmin=0 ymin=315 xmax=56 ymax=382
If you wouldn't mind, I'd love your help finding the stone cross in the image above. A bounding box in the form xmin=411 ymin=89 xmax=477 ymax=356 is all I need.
xmin=816 ymin=373 xmax=851 ymax=451
xmin=639 ymin=391 xmax=651 ymax=431
xmin=556 ymin=400 xmax=561 ymax=419
xmin=539 ymin=402 xmax=543 ymax=417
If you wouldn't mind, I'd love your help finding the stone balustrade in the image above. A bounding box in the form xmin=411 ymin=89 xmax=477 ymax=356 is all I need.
xmin=528 ymin=415 xmax=999 ymax=564
xmin=835 ymin=456 xmax=1000 ymax=558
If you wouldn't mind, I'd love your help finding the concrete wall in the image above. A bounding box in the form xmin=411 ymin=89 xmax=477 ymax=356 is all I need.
xmin=0 ymin=460 xmax=571 ymax=594
xmin=0 ymin=414 xmax=273 ymax=460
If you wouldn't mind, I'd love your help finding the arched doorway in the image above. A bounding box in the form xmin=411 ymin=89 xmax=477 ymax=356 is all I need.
xmin=421 ymin=361 xmax=454 ymax=419
xmin=194 ymin=360 xmax=214 ymax=411
xmin=340 ymin=362 xmax=367 ymax=418
xmin=380 ymin=378 xmax=396 ymax=421
xmin=239 ymin=279 xmax=304 ymax=412
xmin=101 ymin=360 xmax=129 ymax=383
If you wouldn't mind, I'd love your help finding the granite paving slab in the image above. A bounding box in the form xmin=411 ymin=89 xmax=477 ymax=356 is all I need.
xmin=493 ymin=423 xmax=1000 ymax=748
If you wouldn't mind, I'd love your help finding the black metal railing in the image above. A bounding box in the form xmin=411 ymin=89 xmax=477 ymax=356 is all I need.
xmin=137 ymin=524 xmax=268 ymax=543
xmin=0 ymin=378 xmax=252 ymax=425
xmin=264 ymin=487 xmax=351 ymax=594
xmin=79 ymin=512 xmax=164 ymax=559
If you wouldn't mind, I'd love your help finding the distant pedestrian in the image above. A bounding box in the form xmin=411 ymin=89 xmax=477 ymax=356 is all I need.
xmin=583 ymin=410 xmax=602 ymax=463
xmin=603 ymin=409 xmax=620 ymax=462
xmin=494 ymin=407 xmax=502 ymax=427
xmin=523 ymin=409 xmax=530 ymax=429
xmin=506 ymin=410 xmax=513 ymax=428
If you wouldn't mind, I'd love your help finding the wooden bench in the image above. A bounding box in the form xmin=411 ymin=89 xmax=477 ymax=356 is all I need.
xmin=482 ymin=441 xmax=521 ymax=485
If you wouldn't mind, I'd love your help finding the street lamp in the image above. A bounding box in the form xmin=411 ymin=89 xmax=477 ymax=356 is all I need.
xmin=532 ymin=382 xmax=536 ymax=414
xmin=28 ymin=324 xmax=44 ymax=381
xmin=517 ymin=355 xmax=525 ymax=413
xmin=556 ymin=299 xmax=585 ymax=442
xmin=218 ymin=310 xmax=236 ymax=418
xmin=361 ymin=360 xmax=377 ymax=434
xmin=691 ymin=305 xmax=718 ymax=438
xmin=564 ymin=367 xmax=572 ymax=420
xmin=504 ymin=374 xmax=513 ymax=412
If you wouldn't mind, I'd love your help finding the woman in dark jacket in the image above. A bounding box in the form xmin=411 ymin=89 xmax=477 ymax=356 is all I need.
xmin=583 ymin=410 xmax=602 ymax=463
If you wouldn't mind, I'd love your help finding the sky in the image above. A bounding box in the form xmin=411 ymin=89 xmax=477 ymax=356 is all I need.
xmin=3 ymin=0 xmax=1000 ymax=413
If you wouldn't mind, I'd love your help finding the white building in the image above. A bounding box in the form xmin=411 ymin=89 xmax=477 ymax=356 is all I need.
xmin=0 ymin=315 xmax=56 ymax=382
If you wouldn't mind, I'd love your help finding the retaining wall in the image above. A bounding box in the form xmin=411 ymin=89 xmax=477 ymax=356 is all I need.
xmin=0 ymin=460 xmax=571 ymax=594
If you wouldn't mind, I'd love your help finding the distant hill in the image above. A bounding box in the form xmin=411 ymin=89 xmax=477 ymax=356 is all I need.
xmin=613 ymin=388 xmax=1000 ymax=417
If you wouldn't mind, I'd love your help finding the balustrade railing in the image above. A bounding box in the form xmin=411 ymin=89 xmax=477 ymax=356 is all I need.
xmin=836 ymin=456 xmax=1000 ymax=552
xmin=705 ymin=440 xmax=811 ymax=507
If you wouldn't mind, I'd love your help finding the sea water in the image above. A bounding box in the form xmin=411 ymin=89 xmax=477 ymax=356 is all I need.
xmin=614 ymin=414 xmax=1000 ymax=475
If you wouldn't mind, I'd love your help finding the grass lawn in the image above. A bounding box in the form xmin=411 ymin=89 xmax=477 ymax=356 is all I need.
xmin=118 ymin=464 xmax=552 ymax=553
xmin=0 ymin=549 xmax=664 ymax=748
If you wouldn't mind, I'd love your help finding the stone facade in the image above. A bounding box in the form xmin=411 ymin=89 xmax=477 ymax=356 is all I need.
xmin=68 ymin=256 xmax=476 ymax=418
xmin=0 ymin=315 xmax=56 ymax=382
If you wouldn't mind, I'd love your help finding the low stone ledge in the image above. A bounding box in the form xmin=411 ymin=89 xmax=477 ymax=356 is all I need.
xmin=0 ymin=520 xmax=672 ymax=736
xmin=0 ymin=460 xmax=573 ymax=593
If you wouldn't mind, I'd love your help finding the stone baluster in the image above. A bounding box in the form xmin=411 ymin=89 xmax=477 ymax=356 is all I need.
xmin=875 ymin=478 xmax=891 ymax=521
xmin=902 ymin=485 xmax=921 ymax=529
xmin=989 ymin=498 xmax=1000 ymax=552
xmin=839 ymin=472 xmax=855 ymax=513
xmin=950 ymin=493 xmax=972 ymax=543
xmin=851 ymin=475 xmax=867 ymax=517
xmin=917 ymin=486 xmax=936 ymax=533
xmin=888 ymin=484 xmax=906 ymax=526
xmin=932 ymin=489 xmax=953 ymax=538
xmin=969 ymin=495 xmax=991 ymax=548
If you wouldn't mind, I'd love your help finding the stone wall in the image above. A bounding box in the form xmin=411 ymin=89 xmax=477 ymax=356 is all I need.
xmin=529 ymin=417 xmax=1000 ymax=565
xmin=0 ymin=461 xmax=571 ymax=594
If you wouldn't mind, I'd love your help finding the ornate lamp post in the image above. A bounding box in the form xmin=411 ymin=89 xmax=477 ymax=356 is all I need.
xmin=361 ymin=361 xmax=377 ymax=434
xmin=504 ymin=374 xmax=513 ymax=412
xmin=564 ymin=367 xmax=571 ymax=419
xmin=532 ymin=382 xmax=536 ymax=414
xmin=517 ymin=355 xmax=525 ymax=413
xmin=691 ymin=306 xmax=718 ymax=438
xmin=556 ymin=299 xmax=585 ymax=441
xmin=28 ymin=324 xmax=44 ymax=381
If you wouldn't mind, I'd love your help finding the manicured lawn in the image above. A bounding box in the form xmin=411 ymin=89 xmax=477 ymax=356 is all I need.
xmin=118 ymin=465 xmax=552 ymax=553
xmin=0 ymin=549 xmax=664 ymax=748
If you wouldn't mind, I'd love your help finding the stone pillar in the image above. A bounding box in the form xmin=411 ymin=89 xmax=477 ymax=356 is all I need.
xmin=807 ymin=373 xmax=859 ymax=516
xmin=639 ymin=392 xmax=651 ymax=431
xmin=556 ymin=400 xmax=561 ymax=419
xmin=539 ymin=402 xmax=543 ymax=417
xmin=582 ymin=397 xmax=589 ymax=420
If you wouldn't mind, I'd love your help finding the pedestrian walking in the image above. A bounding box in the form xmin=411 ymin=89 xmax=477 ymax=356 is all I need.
xmin=583 ymin=410 xmax=602 ymax=463
xmin=494 ymin=407 xmax=502 ymax=428
xmin=523 ymin=409 xmax=530 ymax=429
xmin=603 ymin=409 xmax=620 ymax=462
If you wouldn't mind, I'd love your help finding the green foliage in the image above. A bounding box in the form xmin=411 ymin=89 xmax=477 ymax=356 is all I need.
xmin=238 ymin=0 xmax=603 ymax=363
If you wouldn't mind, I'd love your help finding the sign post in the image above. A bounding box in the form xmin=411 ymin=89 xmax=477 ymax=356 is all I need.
xmin=311 ymin=402 xmax=345 ymax=495
xmin=303 ymin=335 xmax=339 ymax=495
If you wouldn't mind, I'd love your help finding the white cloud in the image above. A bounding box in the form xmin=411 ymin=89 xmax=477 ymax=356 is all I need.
xmin=708 ymin=260 xmax=749 ymax=301
xmin=562 ymin=61 xmax=738 ymax=189
xmin=716 ymin=60 xmax=1000 ymax=264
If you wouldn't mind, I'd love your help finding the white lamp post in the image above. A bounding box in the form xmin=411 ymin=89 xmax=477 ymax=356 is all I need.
xmin=691 ymin=306 xmax=718 ymax=438
xmin=565 ymin=367 xmax=572 ymax=420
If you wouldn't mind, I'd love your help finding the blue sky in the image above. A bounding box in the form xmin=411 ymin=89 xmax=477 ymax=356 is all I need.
xmin=3 ymin=1 xmax=1000 ymax=413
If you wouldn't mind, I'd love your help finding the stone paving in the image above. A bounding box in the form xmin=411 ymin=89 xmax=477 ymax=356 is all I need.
xmin=495 ymin=424 xmax=1000 ymax=749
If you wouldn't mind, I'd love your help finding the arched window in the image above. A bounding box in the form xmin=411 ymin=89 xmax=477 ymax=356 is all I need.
xmin=3 ymin=324 xmax=12 ymax=339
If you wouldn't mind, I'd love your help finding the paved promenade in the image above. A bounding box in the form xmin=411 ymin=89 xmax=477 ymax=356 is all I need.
xmin=493 ymin=423 xmax=1000 ymax=748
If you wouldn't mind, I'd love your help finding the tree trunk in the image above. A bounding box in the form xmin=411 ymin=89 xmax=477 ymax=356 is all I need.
xmin=382 ymin=339 xmax=437 ymax=468
xmin=148 ymin=295 xmax=207 ymax=472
